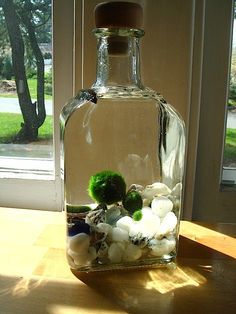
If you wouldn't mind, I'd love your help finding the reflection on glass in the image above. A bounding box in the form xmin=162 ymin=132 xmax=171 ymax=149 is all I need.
xmin=0 ymin=0 xmax=53 ymax=178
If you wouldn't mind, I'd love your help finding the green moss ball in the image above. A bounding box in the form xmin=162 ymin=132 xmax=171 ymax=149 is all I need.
xmin=66 ymin=205 xmax=91 ymax=213
xmin=122 ymin=190 xmax=143 ymax=214
xmin=132 ymin=210 xmax=143 ymax=221
xmin=88 ymin=170 xmax=126 ymax=205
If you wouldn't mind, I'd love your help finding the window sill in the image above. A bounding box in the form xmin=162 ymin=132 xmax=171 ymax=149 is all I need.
xmin=0 ymin=207 xmax=236 ymax=313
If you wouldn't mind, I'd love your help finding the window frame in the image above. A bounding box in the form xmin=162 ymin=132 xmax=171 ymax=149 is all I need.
xmin=0 ymin=0 xmax=76 ymax=211
xmin=191 ymin=0 xmax=236 ymax=221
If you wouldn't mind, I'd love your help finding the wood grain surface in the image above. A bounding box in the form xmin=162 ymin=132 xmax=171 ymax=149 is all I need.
xmin=0 ymin=207 xmax=235 ymax=314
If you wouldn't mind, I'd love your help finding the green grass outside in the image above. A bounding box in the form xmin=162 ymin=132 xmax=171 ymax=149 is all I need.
xmin=0 ymin=112 xmax=53 ymax=143
xmin=224 ymin=128 xmax=236 ymax=163
xmin=0 ymin=112 xmax=235 ymax=165
xmin=0 ymin=78 xmax=52 ymax=100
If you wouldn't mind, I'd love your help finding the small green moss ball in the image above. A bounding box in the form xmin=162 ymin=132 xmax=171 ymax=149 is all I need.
xmin=66 ymin=205 xmax=91 ymax=213
xmin=132 ymin=209 xmax=143 ymax=221
xmin=122 ymin=190 xmax=143 ymax=214
xmin=88 ymin=170 xmax=126 ymax=205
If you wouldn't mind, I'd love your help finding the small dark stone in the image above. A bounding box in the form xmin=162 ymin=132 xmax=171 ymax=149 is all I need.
xmin=68 ymin=221 xmax=90 ymax=236
xmin=76 ymin=89 xmax=98 ymax=104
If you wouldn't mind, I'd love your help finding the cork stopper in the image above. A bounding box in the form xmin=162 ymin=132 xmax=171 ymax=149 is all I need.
xmin=94 ymin=1 xmax=143 ymax=29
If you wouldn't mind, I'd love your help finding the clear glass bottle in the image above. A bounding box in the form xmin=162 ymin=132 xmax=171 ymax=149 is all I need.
xmin=60 ymin=2 xmax=185 ymax=272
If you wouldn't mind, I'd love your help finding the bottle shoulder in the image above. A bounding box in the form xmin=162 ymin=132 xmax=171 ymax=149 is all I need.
xmin=61 ymin=86 xmax=185 ymax=129
xmin=93 ymin=86 xmax=185 ymax=125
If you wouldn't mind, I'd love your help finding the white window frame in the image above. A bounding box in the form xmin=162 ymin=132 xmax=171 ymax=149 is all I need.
xmin=0 ymin=0 xmax=78 ymax=211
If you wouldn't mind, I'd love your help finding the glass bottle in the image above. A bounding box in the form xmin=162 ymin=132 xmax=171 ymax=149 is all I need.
xmin=60 ymin=1 xmax=185 ymax=272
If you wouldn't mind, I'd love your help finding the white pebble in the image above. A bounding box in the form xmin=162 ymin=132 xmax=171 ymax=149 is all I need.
xmin=69 ymin=246 xmax=97 ymax=267
xmin=123 ymin=243 xmax=142 ymax=262
xmin=149 ymin=238 xmax=176 ymax=256
xmin=111 ymin=227 xmax=129 ymax=242
xmin=140 ymin=212 xmax=161 ymax=238
xmin=129 ymin=223 xmax=142 ymax=237
xmin=73 ymin=254 xmax=89 ymax=266
xmin=151 ymin=196 xmax=173 ymax=217
xmin=108 ymin=242 xmax=124 ymax=263
xmin=141 ymin=206 xmax=153 ymax=216
xmin=67 ymin=248 xmax=80 ymax=259
xmin=162 ymin=212 xmax=178 ymax=231
xmin=142 ymin=182 xmax=171 ymax=200
xmin=68 ymin=233 xmax=90 ymax=253
xmin=155 ymin=212 xmax=177 ymax=238
xmin=116 ymin=216 xmax=134 ymax=232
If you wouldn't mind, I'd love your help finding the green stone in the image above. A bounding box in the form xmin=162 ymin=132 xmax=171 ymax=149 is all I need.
xmin=132 ymin=209 xmax=143 ymax=221
xmin=67 ymin=205 xmax=91 ymax=213
xmin=122 ymin=190 xmax=143 ymax=214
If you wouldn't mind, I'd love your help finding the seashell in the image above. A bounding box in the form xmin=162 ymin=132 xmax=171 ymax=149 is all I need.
xmin=85 ymin=208 xmax=105 ymax=226
xmin=143 ymin=198 xmax=151 ymax=207
xmin=130 ymin=234 xmax=149 ymax=248
xmin=149 ymin=238 xmax=176 ymax=256
xmin=142 ymin=182 xmax=171 ymax=200
xmin=128 ymin=184 xmax=144 ymax=193
xmin=151 ymin=196 xmax=173 ymax=218
xmin=171 ymin=183 xmax=182 ymax=197
xmin=129 ymin=222 xmax=149 ymax=247
xmin=90 ymin=222 xmax=112 ymax=247
xmin=110 ymin=227 xmax=129 ymax=242
xmin=97 ymin=241 xmax=109 ymax=257
xmin=105 ymin=205 xmax=122 ymax=225
xmin=123 ymin=243 xmax=142 ymax=262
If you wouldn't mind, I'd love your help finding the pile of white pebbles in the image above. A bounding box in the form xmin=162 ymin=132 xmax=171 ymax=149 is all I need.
xmin=67 ymin=181 xmax=181 ymax=269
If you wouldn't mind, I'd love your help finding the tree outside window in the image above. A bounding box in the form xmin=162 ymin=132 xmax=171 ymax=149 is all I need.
xmin=0 ymin=0 xmax=52 ymax=149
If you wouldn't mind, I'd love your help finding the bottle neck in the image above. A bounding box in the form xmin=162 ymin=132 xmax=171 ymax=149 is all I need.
xmin=92 ymin=28 xmax=144 ymax=91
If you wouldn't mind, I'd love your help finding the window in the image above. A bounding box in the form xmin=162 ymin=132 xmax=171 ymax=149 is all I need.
xmin=0 ymin=0 xmax=53 ymax=179
xmin=192 ymin=0 xmax=236 ymax=221
xmin=0 ymin=0 xmax=75 ymax=210
xmin=1 ymin=0 xmax=234 ymax=221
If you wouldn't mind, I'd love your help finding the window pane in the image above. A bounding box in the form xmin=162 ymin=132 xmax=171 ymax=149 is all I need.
xmin=222 ymin=2 xmax=236 ymax=186
xmin=0 ymin=0 xmax=53 ymax=179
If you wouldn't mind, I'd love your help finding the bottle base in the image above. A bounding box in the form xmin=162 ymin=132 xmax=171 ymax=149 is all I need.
xmin=70 ymin=255 xmax=177 ymax=274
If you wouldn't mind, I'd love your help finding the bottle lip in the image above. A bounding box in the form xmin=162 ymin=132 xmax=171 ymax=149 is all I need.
xmin=92 ymin=28 xmax=145 ymax=38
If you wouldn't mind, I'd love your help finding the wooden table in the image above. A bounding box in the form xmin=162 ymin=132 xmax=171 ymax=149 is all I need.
xmin=0 ymin=207 xmax=235 ymax=314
